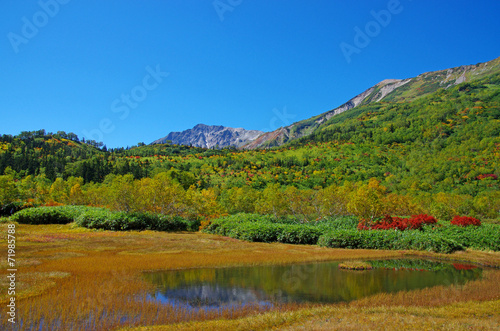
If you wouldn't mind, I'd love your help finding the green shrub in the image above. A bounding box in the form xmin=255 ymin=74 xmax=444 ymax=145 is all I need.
xmin=75 ymin=210 xmax=194 ymax=232
xmin=426 ymin=224 xmax=500 ymax=251
xmin=74 ymin=208 xmax=114 ymax=228
xmin=204 ymin=214 xmax=326 ymax=245
xmin=276 ymin=225 xmax=322 ymax=245
xmin=10 ymin=206 xmax=196 ymax=233
xmin=11 ymin=206 xmax=99 ymax=225
xmin=204 ymin=213 xmax=500 ymax=253
xmin=76 ymin=210 xmax=145 ymax=231
xmin=317 ymin=229 xmax=464 ymax=253
xmin=228 ymin=222 xmax=280 ymax=243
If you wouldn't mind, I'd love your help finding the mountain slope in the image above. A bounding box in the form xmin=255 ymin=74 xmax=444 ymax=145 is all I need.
xmin=244 ymin=56 xmax=500 ymax=149
xmin=151 ymin=124 xmax=263 ymax=148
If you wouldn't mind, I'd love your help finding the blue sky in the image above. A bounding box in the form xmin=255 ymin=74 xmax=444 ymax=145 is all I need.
xmin=1 ymin=0 xmax=500 ymax=148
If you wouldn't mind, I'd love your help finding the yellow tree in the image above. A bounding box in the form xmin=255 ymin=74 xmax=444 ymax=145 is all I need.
xmin=283 ymin=186 xmax=315 ymax=222
xmin=256 ymin=183 xmax=287 ymax=218
xmin=383 ymin=193 xmax=422 ymax=216
xmin=67 ymin=177 xmax=85 ymax=205
xmin=0 ymin=171 xmax=18 ymax=205
xmin=107 ymin=174 xmax=137 ymax=212
xmin=80 ymin=182 xmax=108 ymax=207
xmin=34 ymin=174 xmax=52 ymax=204
xmin=18 ymin=175 xmax=37 ymax=202
xmin=220 ymin=186 xmax=259 ymax=214
xmin=186 ymin=187 xmax=224 ymax=220
xmin=136 ymin=172 xmax=187 ymax=215
xmin=316 ymin=182 xmax=354 ymax=217
xmin=49 ymin=178 xmax=69 ymax=204
xmin=347 ymin=178 xmax=387 ymax=221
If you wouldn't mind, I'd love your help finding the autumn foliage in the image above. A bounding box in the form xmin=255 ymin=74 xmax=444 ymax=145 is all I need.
xmin=358 ymin=214 xmax=437 ymax=231
xmin=450 ymin=216 xmax=481 ymax=227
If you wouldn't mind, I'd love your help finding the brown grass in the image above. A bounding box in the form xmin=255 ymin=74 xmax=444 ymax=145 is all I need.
xmin=0 ymin=223 xmax=498 ymax=330
xmin=122 ymin=301 xmax=500 ymax=331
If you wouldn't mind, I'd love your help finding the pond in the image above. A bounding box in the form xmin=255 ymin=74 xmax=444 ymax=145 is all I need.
xmin=143 ymin=259 xmax=482 ymax=311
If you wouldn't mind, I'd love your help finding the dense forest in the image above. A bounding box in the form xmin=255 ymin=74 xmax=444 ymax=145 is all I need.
xmin=1 ymin=75 xmax=499 ymax=221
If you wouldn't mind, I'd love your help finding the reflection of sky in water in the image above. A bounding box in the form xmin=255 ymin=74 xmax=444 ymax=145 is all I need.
xmin=145 ymin=260 xmax=482 ymax=311
xmin=147 ymin=285 xmax=274 ymax=311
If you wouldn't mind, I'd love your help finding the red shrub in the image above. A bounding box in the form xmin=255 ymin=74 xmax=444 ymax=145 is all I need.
xmin=357 ymin=219 xmax=370 ymax=230
xmin=358 ymin=214 xmax=437 ymax=231
xmin=411 ymin=214 xmax=437 ymax=225
xmin=450 ymin=216 xmax=481 ymax=227
xmin=358 ymin=214 xmax=438 ymax=231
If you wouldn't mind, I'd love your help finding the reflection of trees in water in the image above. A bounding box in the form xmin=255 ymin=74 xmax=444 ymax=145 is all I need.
xmin=143 ymin=260 xmax=482 ymax=309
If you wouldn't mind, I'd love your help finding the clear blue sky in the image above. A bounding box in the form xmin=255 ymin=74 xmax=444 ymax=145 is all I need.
xmin=1 ymin=0 xmax=499 ymax=148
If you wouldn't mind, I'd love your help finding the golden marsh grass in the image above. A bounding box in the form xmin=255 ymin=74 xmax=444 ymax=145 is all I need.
xmin=0 ymin=223 xmax=498 ymax=330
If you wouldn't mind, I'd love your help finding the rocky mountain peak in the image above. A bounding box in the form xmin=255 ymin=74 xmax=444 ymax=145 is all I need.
xmin=151 ymin=124 xmax=263 ymax=149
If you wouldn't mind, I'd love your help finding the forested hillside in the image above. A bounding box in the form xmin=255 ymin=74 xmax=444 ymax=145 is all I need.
xmin=245 ymin=57 xmax=500 ymax=148
xmin=1 ymin=75 xmax=499 ymax=221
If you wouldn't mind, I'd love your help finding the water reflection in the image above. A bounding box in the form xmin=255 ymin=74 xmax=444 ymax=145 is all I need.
xmin=144 ymin=259 xmax=482 ymax=311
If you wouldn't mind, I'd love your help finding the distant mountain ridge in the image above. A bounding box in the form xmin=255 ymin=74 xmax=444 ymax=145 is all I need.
xmin=151 ymin=124 xmax=263 ymax=148
xmin=243 ymin=56 xmax=500 ymax=149
xmin=151 ymin=57 xmax=500 ymax=149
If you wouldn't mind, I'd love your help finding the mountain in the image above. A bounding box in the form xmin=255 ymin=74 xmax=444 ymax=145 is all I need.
xmin=151 ymin=124 xmax=263 ymax=148
xmin=244 ymin=56 xmax=500 ymax=149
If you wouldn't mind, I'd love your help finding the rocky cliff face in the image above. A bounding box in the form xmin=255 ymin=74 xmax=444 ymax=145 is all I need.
xmin=151 ymin=124 xmax=263 ymax=148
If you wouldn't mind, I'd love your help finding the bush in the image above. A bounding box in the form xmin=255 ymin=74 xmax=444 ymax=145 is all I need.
xmin=358 ymin=214 xmax=437 ymax=231
xmin=425 ymin=224 xmax=499 ymax=251
xmin=11 ymin=206 xmax=98 ymax=225
xmin=10 ymin=206 xmax=197 ymax=233
xmin=75 ymin=210 xmax=194 ymax=232
xmin=76 ymin=210 xmax=147 ymax=231
xmin=451 ymin=216 xmax=481 ymax=227
xmin=203 ymin=214 xmax=323 ymax=245
xmin=203 ymin=213 xmax=499 ymax=253
xmin=317 ymin=229 xmax=463 ymax=254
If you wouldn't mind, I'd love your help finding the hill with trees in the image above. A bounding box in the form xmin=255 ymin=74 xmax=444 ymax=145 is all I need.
xmin=1 ymin=61 xmax=499 ymax=222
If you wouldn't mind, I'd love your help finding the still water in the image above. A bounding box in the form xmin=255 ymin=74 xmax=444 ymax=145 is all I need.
xmin=144 ymin=259 xmax=481 ymax=311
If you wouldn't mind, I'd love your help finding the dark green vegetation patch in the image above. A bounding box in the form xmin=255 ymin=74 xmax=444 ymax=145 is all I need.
xmin=203 ymin=213 xmax=500 ymax=253
xmin=10 ymin=206 xmax=199 ymax=232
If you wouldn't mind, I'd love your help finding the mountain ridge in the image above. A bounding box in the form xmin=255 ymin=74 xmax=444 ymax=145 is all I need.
xmin=151 ymin=124 xmax=263 ymax=149
xmin=243 ymin=56 xmax=500 ymax=149
xmin=150 ymin=57 xmax=500 ymax=150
